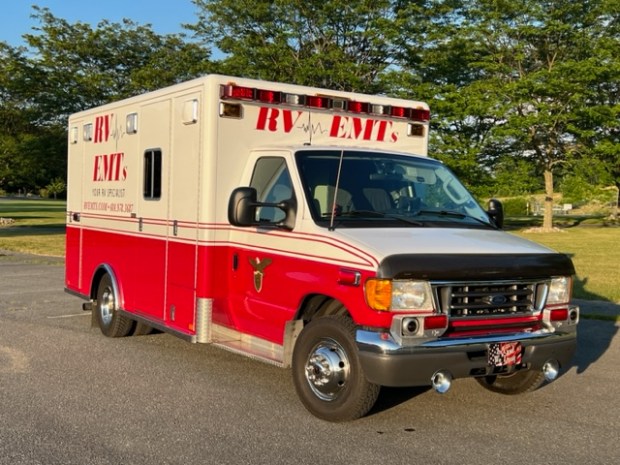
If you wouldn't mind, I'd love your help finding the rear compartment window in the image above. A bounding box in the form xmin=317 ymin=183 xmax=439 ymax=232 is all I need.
xmin=143 ymin=149 xmax=162 ymax=199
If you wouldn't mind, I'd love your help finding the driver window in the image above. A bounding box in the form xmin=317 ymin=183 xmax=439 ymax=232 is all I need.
xmin=250 ymin=157 xmax=294 ymax=222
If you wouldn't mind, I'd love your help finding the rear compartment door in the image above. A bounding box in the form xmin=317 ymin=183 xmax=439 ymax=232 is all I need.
xmin=164 ymin=94 xmax=202 ymax=334
xmin=132 ymin=99 xmax=171 ymax=319
xmin=65 ymin=119 xmax=86 ymax=291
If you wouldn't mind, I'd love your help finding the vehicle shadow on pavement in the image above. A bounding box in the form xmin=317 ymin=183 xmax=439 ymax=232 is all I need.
xmin=369 ymin=386 xmax=431 ymax=416
xmin=570 ymin=317 xmax=618 ymax=374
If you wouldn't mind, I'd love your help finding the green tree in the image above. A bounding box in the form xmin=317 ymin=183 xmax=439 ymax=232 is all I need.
xmin=0 ymin=6 xmax=214 ymax=194
xmin=390 ymin=0 xmax=619 ymax=229
xmin=188 ymin=0 xmax=397 ymax=92
xmin=46 ymin=177 xmax=66 ymax=200
xmin=24 ymin=6 xmax=213 ymax=122
xmin=493 ymin=157 xmax=544 ymax=197
xmin=0 ymin=41 xmax=64 ymax=194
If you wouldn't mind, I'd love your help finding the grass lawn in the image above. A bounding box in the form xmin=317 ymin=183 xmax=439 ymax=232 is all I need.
xmin=1 ymin=198 xmax=618 ymax=303
xmin=514 ymin=227 xmax=620 ymax=303
xmin=0 ymin=198 xmax=66 ymax=257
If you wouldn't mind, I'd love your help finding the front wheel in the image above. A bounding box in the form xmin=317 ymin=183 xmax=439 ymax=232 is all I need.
xmin=476 ymin=369 xmax=546 ymax=395
xmin=292 ymin=315 xmax=380 ymax=422
xmin=95 ymin=273 xmax=134 ymax=338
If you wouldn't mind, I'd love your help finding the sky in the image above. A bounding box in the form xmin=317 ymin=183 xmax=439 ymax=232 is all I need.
xmin=1 ymin=0 xmax=200 ymax=47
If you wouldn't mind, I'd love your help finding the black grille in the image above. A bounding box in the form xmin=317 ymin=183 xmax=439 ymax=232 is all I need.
xmin=436 ymin=282 xmax=538 ymax=318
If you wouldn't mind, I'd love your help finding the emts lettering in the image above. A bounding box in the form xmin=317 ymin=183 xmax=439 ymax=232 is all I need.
xmin=93 ymin=152 xmax=127 ymax=182
xmin=254 ymin=106 xmax=398 ymax=143
xmin=329 ymin=115 xmax=397 ymax=143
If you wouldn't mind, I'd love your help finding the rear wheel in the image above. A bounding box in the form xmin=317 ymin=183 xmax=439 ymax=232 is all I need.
xmin=95 ymin=273 xmax=134 ymax=338
xmin=132 ymin=322 xmax=154 ymax=336
xmin=476 ymin=369 xmax=546 ymax=395
xmin=292 ymin=315 xmax=380 ymax=422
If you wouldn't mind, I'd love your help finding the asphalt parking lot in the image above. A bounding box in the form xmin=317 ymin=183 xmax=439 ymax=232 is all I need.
xmin=1 ymin=251 xmax=619 ymax=465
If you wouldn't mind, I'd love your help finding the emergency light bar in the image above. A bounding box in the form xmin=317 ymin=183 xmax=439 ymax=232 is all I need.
xmin=220 ymin=84 xmax=430 ymax=122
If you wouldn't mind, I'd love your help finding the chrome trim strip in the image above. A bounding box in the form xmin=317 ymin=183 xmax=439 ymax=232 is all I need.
xmin=356 ymin=328 xmax=576 ymax=355
xmin=195 ymin=298 xmax=212 ymax=343
xmin=99 ymin=263 xmax=120 ymax=304
xmin=433 ymin=279 xmax=542 ymax=316
xmin=119 ymin=310 xmax=198 ymax=342
xmin=211 ymin=323 xmax=285 ymax=367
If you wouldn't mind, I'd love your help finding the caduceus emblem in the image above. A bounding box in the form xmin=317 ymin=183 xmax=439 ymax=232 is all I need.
xmin=249 ymin=257 xmax=272 ymax=292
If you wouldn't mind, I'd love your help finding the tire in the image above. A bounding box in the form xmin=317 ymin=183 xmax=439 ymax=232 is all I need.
xmin=292 ymin=315 xmax=380 ymax=422
xmin=132 ymin=322 xmax=154 ymax=336
xmin=476 ymin=369 xmax=546 ymax=395
xmin=95 ymin=273 xmax=134 ymax=338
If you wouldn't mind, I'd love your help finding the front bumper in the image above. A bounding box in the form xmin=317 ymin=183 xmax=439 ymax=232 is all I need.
xmin=356 ymin=327 xmax=577 ymax=387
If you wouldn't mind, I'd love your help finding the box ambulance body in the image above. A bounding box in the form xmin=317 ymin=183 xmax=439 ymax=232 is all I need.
xmin=66 ymin=75 xmax=578 ymax=421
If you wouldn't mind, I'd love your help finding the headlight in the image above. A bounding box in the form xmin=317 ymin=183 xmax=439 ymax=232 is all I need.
xmin=547 ymin=276 xmax=572 ymax=305
xmin=365 ymin=279 xmax=434 ymax=312
xmin=392 ymin=280 xmax=434 ymax=310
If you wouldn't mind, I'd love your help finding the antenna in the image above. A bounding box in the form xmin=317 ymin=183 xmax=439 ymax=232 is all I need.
xmin=329 ymin=150 xmax=345 ymax=231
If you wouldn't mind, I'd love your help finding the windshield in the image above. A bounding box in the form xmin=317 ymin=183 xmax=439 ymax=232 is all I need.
xmin=296 ymin=150 xmax=493 ymax=229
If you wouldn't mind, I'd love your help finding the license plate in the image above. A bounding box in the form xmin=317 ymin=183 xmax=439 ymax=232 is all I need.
xmin=488 ymin=342 xmax=523 ymax=367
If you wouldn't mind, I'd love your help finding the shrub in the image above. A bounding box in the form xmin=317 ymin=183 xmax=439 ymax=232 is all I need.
xmin=501 ymin=197 xmax=529 ymax=216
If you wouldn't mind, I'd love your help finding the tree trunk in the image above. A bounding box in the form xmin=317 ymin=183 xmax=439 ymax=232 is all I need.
xmin=542 ymin=168 xmax=554 ymax=231
xmin=612 ymin=184 xmax=619 ymax=220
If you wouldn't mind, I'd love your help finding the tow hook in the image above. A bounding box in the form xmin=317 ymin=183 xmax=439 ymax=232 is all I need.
xmin=431 ymin=370 xmax=453 ymax=393
xmin=542 ymin=359 xmax=560 ymax=382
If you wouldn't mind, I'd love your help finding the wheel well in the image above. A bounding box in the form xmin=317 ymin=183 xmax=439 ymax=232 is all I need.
xmin=297 ymin=294 xmax=350 ymax=323
xmin=284 ymin=296 xmax=353 ymax=370
xmin=90 ymin=268 xmax=106 ymax=299
xmin=90 ymin=265 xmax=117 ymax=301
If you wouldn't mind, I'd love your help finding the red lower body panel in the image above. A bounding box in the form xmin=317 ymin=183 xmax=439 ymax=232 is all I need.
xmin=65 ymin=226 xmax=389 ymax=345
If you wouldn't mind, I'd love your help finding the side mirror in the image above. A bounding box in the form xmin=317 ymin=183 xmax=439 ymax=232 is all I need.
xmin=487 ymin=198 xmax=504 ymax=229
xmin=279 ymin=198 xmax=297 ymax=230
xmin=228 ymin=187 xmax=259 ymax=227
xmin=228 ymin=187 xmax=296 ymax=230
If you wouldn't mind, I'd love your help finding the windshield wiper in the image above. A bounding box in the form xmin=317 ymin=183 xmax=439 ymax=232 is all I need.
xmin=413 ymin=209 xmax=495 ymax=228
xmin=331 ymin=210 xmax=424 ymax=226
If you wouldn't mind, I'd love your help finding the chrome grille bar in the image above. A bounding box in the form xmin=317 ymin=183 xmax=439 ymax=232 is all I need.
xmin=434 ymin=281 xmax=544 ymax=318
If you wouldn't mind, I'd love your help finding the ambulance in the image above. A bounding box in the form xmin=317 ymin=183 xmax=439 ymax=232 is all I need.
xmin=65 ymin=75 xmax=578 ymax=421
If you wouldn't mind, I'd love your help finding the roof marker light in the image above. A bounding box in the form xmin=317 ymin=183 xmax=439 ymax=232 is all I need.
xmin=411 ymin=108 xmax=431 ymax=122
xmin=306 ymin=96 xmax=330 ymax=108
xmin=222 ymin=84 xmax=254 ymax=100
xmin=332 ymin=99 xmax=347 ymax=111
xmin=284 ymin=93 xmax=304 ymax=105
xmin=370 ymin=104 xmax=385 ymax=115
xmin=348 ymin=101 xmax=369 ymax=113
xmin=219 ymin=84 xmax=431 ymax=122
xmin=257 ymin=89 xmax=281 ymax=104
xmin=390 ymin=106 xmax=408 ymax=118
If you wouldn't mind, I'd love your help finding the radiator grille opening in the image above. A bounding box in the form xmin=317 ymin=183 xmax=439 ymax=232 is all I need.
xmin=436 ymin=282 xmax=541 ymax=318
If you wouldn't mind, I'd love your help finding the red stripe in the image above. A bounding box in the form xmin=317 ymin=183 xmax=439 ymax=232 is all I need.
xmin=65 ymin=227 xmax=392 ymax=344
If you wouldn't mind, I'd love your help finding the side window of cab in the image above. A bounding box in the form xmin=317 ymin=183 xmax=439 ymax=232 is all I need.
xmin=250 ymin=157 xmax=294 ymax=223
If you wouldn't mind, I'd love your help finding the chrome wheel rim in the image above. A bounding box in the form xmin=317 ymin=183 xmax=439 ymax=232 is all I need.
xmin=304 ymin=338 xmax=350 ymax=401
xmin=99 ymin=286 xmax=115 ymax=326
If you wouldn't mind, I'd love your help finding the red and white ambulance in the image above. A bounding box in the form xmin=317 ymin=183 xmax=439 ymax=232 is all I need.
xmin=66 ymin=74 xmax=578 ymax=421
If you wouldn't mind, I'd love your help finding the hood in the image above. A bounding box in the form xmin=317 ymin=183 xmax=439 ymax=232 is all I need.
xmin=335 ymin=227 xmax=554 ymax=259
xmin=333 ymin=228 xmax=572 ymax=279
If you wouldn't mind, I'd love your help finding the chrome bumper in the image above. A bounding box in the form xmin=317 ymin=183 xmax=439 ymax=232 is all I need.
xmin=356 ymin=327 xmax=577 ymax=387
